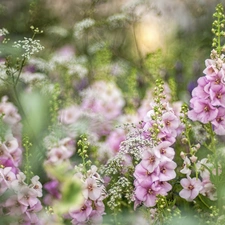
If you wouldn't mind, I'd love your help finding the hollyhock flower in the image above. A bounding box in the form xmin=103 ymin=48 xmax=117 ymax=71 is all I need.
xmin=157 ymin=131 xmax=176 ymax=145
xmin=180 ymin=156 xmax=191 ymax=175
xmin=210 ymin=84 xmax=225 ymax=107
xmin=17 ymin=186 xmax=39 ymax=207
xmin=11 ymin=172 xmax=27 ymax=191
xmin=83 ymin=177 xmax=102 ymax=201
xmin=4 ymin=195 xmax=27 ymax=216
xmin=69 ymin=200 xmax=92 ymax=223
xmin=134 ymin=163 xmax=153 ymax=183
xmin=134 ymin=180 xmax=161 ymax=207
xmin=162 ymin=111 xmax=180 ymax=134
xmin=157 ymin=160 xmax=177 ymax=181
xmin=179 ymin=176 xmax=203 ymax=201
xmin=141 ymin=150 xmax=160 ymax=173
xmin=10 ymin=147 xmax=22 ymax=168
xmin=156 ymin=181 xmax=172 ymax=195
xmin=30 ymin=176 xmax=43 ymax=197
xmin=200 ymin=181 xmax=217 ymax=201
xmin=154 ymin=141 xmax=175 ymax=160
xmin=0 ymin=144 xmax=14 ymax=162
xmin=4 ymin=136 xmax=19 ymax=153
xmin=0 ymin=167 xmax=16 ymax=194
xmin=188 ymin=98 xmax=218 ymax=123
xmin=191 ymin=81 xmax=210 ymax=99
xmin=212 ymin=107 xmax=225 ymax=135
xmin=203 ymin=59 xmax=219 ymax=77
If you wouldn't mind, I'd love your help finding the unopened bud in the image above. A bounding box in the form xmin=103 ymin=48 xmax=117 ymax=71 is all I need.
xmin=190 ymin=155 xmax=197 ymax=163
xmin=180 ymin=151 xmax=185 ymax=159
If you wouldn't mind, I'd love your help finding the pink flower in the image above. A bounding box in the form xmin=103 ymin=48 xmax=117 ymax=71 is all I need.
xmin=210 ymin=84 xmax=225 ymax=107
xmin=69 ymin=200 xmax=92 ymax=222
xmin=4 ymin=195 xmax=27 ymax=216
xmin=179 ymin=176 xmax=203 ymax=201
xmin=162 ymin=111 xmax=180 ymax=134
xmin=83 ymin=177 xmax=102 ymax=201
xmin=212 ymin=107 xmax=225 ymax=135
xmin=17 ymin=186 xmax=39 ymax=207
xmin=154 ymin=141 xmax=175 ymax=160
xmin=141 ymin=150 xmax=160 ymax=173
xmin=30 ymin=176 xmax=43 ymax=197
xmin=134 ymin=163 xmax=153 ymax=183
xmin=188 ymin=98 xmax=218 ymax=123
xmin=0 ymin=167 xmax=16 ymax=194
xmin=134 ymin=180 xmax=161 ymax=207
xmin=157 ymin=160 xmax=177 ymax=181
xmin=180 ymin=156 xmax=191 ymax=175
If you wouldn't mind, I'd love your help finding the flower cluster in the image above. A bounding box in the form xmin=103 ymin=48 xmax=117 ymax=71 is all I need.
xmin=133 ymin=81 xmax=181 ymax=208
xmin=188 ymin=52 xmax=225 ymax=135
xmin=68 ymin=165 xmax=106 ymax=225
xmin=0 ymin=169 xmax=43 ymax=224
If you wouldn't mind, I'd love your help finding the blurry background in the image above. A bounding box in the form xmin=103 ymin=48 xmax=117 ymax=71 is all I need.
xmin=0 ymin=0 xmax=223 ymax=100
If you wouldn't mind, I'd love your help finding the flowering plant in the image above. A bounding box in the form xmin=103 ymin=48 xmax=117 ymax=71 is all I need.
xmin=0 ymin=2 xmax=225 ymax=225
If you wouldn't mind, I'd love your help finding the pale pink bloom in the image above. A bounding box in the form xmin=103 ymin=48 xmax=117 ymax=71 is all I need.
xmin=210 ymin=84 xmax=225 ymax=107
xmin=69 ymin=200 xmax=92 ymax=222
xmin=212 ymin=107 xmax=225 ymax=135
xmin=134 ymin=163 xmax=153 ymax=183
xmin=11 ymin=172 xmax=27 ymax=191
xmin=154 ymin=141 xmax=175 ymax=160
xmin=157 ymin=160 xmax=177 ymax=181
xmin=156 ymin=181 xmax=172 ymax=195
xmin=179 ymin=176 xmax=203 ymax=201
xmin=4 ymin=136 xmax=19 ymax=153
xmin=134 ymin=180 xmax=161 ymax=207
xmin=17 ymin=186 xmax=39 ymax=207
xmin=141 ymin=150 xmax=160 ymax=173
xmin=180 ymin=156 xmax=191 ymax=175
xmin=203 ymin=59 xmax=219 ymax=76
xmin=200 ymin=181 xmax=217 ymax=201
xmin=188 ymin=98 xmax=218 ymax=123
xmin=10 ymin=147 xmax=22 ymax=167
xmin=83 ymin=177 xmax=102 ymax=201
xmin=4 ymin=195 xmax=27 ymax=216
xmin=0 ymin=167 xmax=16 ymax=193
xmin=0 ymin=143 xmax=13 ymax=162
xmin=162 ymin=111 xmax=180 ymax=134
xmin=30 ymin=176 xmax=43 ymax=197
xmin=157 ymin=131 xmax=176 ymax=145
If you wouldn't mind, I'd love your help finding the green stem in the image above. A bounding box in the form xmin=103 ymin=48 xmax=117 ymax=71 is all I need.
xmin=198 ymin=195 xmax=210 ymax=209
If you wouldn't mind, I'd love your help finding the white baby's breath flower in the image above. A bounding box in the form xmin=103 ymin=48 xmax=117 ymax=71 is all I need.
xmin=13 ymin=37 xmax=45 ymax=59
xmin=74 ymin=18 xmax=95 ymax=39
xmin=107 ymin=13 xmax=128 ymax=28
